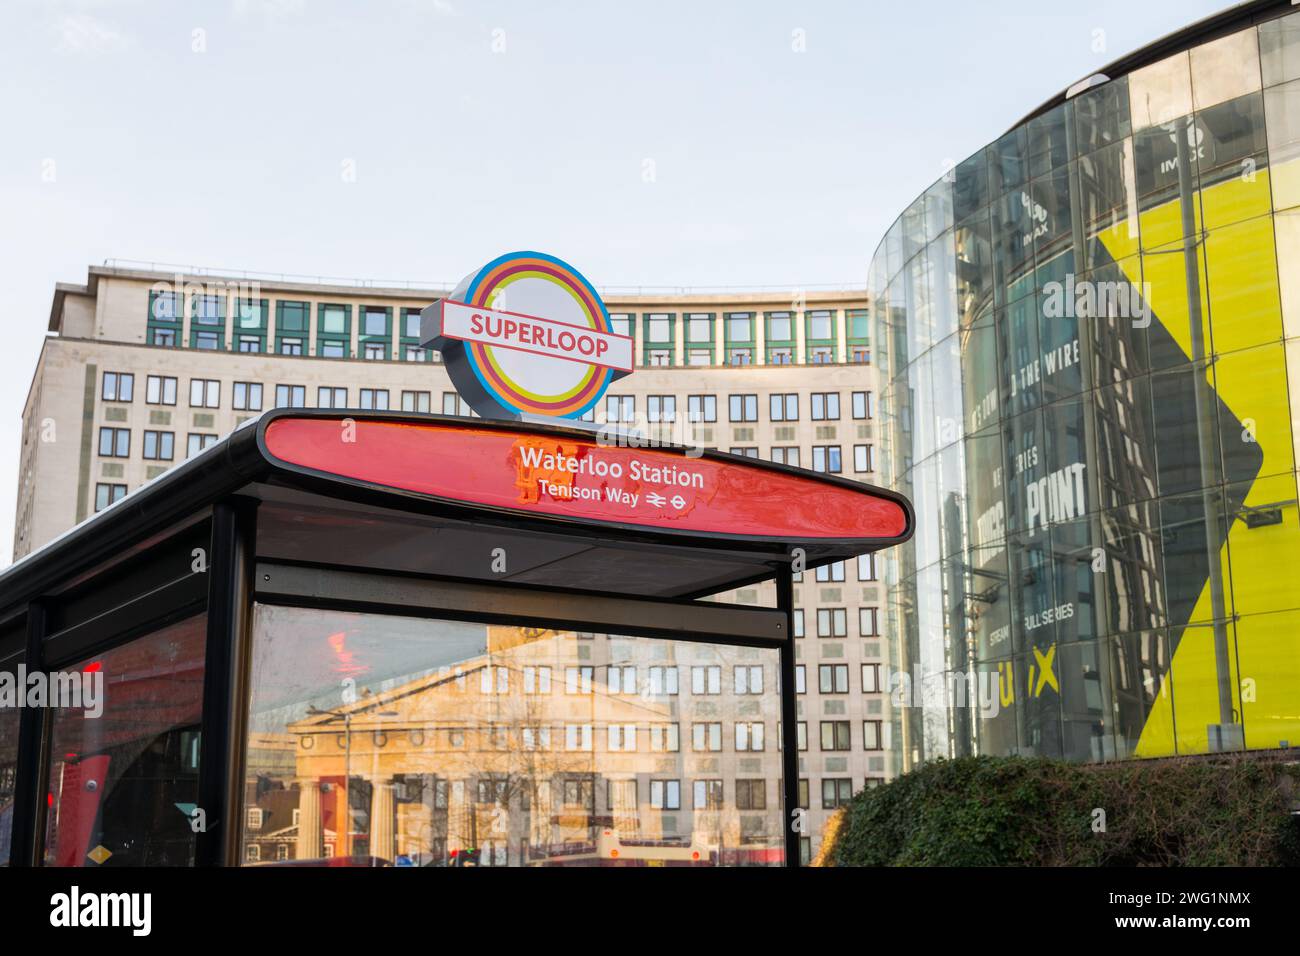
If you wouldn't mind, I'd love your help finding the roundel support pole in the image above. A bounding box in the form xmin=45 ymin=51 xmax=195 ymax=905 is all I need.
xmin=777 ymin=564 xmax=801 ymax=868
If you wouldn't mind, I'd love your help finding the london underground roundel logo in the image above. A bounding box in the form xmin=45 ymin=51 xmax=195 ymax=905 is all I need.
xmin=421 ymin=251 xmax=632 ymax=420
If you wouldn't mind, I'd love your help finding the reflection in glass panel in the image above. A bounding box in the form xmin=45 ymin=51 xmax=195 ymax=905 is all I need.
xmin=991 ymin=189 xmax=1036 ymax=302
xmin=1263 ymin=78 xmax=1300 ymax=210
xmin=1078 ymin=138 xmax=1140 ymax=266
xmin=1027 ymin=101 xmax=1071 ymax=178
xmin=1260 ymin=10 xmax=1300 ymax=87
xmin=1056 ymin=639 xmax=1110 ymax=762
xmin=924 ymin=178 xmax=954 ymax=241
xmin=0 ymin=650 xmax=19 ymax=865
xmin=953 ymin=151 xmax=990 ymax=222
xmin=1073 ymin=76 xmax=1132 ymax=155
xmin=242 ymin=606 xmax=784 ymax=866
xmin=988 ymin=126 xmax=1028 ymax=197
xmin=1109 ymin=630 xmax=1172 ymax=758
xmin=1097 ymin=501 xmax=1168 ymax=635
xmin=954 ymin=208 xmax=995 ymax=328
xmin=1189 ymin=27 xmax=1261 ymax=112
xmin=1203 ymin=217 xmax=1284 ymax=354
xmin=1128 ymin=51 xmax=1193 ymax=131
xmin=43 ymin=615 xmax=207 ymax=866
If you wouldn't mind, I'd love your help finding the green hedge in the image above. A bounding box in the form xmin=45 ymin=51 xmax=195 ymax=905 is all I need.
xmin=824 ymin=754 xmax=1300 ymax=866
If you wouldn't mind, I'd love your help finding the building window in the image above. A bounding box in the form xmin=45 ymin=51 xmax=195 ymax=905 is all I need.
xmin=769 ymin=393 xmax=798 ymax=421
xmin=607 ymin=665 xmax=636 ymax=694
xmin=317 ymin=386 xmax=347 ymax=409
xmin=359 ymin=388 xmax=389 ymax=410
xmin=404 ymin=345 xmax=427 ymax=362
xmin=726 ymin=311 xmax=753 ymax=340
xmin=863 ymin=720 xmax=883 ymax=750
xmin=819 ymin=664 xmax=850 ymax=694
xmin=233 ymin=382 xmax=263 ymax=412
xmin=854 ymin=444 xmax=876 ymax=473
xmin=797 ymin=723 xmax=808 ymax=751
xmin=693 ymin=779 xmax=723 ymax=810
xmin=858 ymin=553 xmax=878 ymax=581
xmin=522 ymin=726 xmax=551 ymax=750
xmin=647 ymin=723 xmax=679 ymax=752
xmin=795 ymin=664 xmax=806 ymax=694
xmin=766 ymin=311 xmax=793 ymax=342
xmin=564 ymin=725 xmax=593 ymax=752
xmin=607 ymin=724 xmax=637 ymax=752
xmin=363 ymin=343 xmax=386 ymax=360
xmin=522 ymin=666 xmax=551 ymax=694
xmin=692 ymin=723 xmax=722 ymax=752
xmin=771 ymin=446 xmax=800 ymax=467
xmin=605 ymin=395 xmax=635 ymax=423
xmin=401 ymin=390 xmax=431 ymax=413
xmin=645 ymin=666 xmax=677 ymax=696
xmin=729 ymin=446 xmax=759 ymax=458
xmin=562 ymin=776 xmax=594 ymax=808
xmin=650 ymin=779 xmax=680 ymax=810
xmin=733 ymin=665 xmax=763 ymax=695
xmin=792 ymin=608 xmax=804 ymax=638
xmin=150 ymin=290 xmax=179 ymax=320
xmin=727 ymin=348 xmax=753 ymax=366
xmin=479 ymin=666 xmax=509 ymax=694
xmin=734 ymin=722 xmax=764 ymax=751
xmin=645 ymin=313 xmax=673 ymax=343
xmin=565 ymin=666 xmax=593 ymax=695
xmin=280 ymin=338 xmax=304 ymax=356
xmin=822 ymin=777 xmax=853 ymax=809
xmin=608 ymin=313 xmax=633 ymax=337
xmin=691 ymin=665 xmax=721 ymax=695
xmin=97 ymin=427 xmax=129 ymax=458
xmin=817 ymin=608 xmax=848 ymax=638
xmin=728 ymin=394 xmax=758 ymax=422
xmin=810 ymin=346 xmax=834 ymax=364
xmin=275 ymin=384 xmax=306 ymax=408
xmin=649 ymin=349 xmax=673 ymax=366
xmin=862 ymin=663 xmax=882 ymax=693
xmin=647 ymin=395 xmax=677 ymax=423
xmin=811 ymin=392 xmax=841 ymax=420
xmin=735 ymin=779 xmax=766 ymax=811
xmin=860 ymin=608 xmax=879 ymax=638
xmin=146 ymin=375 xmax=177 ymax=406
xmin=189 ymin=379 xmax=220 ymax=409
xmin=812 ymin=445 xmax=842 ymax=473
xmin=142 ymin=430 xmax=175 ymax=461
xmin=687 ymin=313 xmax=713 ymax=343
xmin=151 ymin=328 xmax=177 ymax=347
xmin=187 ymin=433 xmax=217 ymax=457
xmin=820 ymin=721 xmax=851 ymax=752
xmin=102 ymin=372 xmax=134 ymax=402
xmin=816 ymin=560 xmax=845 ymax=582
xmin=807 ymin=309 xmax=835 ymax=341
xmin=442 ymin=392 xmax=471 ymax=417
xmin=687 ymin=394 xmax=717 ymax=423
xmin=94 ymin=483 xmax=127 ymax=512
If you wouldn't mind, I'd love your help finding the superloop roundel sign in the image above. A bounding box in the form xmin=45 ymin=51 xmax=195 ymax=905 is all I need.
xmin=421 ymin=251 xmax=633 ymax=420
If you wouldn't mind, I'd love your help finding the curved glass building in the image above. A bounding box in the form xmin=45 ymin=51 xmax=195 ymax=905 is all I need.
xmin=873 ymin=0 xmax=1300 ymax=770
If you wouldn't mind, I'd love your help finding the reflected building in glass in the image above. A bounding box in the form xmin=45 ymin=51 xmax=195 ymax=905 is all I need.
xmin=872 ymin=1 xmax=1300 ymax=770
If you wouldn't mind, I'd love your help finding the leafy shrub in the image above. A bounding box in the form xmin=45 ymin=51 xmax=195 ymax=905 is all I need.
xmin=822 ymin=754 xmax=1300 ymax=866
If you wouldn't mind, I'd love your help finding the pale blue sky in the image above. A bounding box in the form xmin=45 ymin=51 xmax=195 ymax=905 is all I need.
xmin=0 ymin=0 xmax=1229 ymax=563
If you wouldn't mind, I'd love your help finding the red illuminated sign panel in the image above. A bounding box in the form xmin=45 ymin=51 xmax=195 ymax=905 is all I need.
xmin=263 ymin=417 xmax=910 ymax=545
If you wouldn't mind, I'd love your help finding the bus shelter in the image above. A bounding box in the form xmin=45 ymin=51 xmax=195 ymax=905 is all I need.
xmin=0 ymin=410 xmax=911 ymax=867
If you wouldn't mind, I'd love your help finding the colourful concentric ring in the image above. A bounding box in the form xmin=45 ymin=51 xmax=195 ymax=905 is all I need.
xmin=460 ymin=252 xmax=614 ymax=418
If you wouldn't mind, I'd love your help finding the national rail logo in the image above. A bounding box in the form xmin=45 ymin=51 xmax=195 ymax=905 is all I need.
xmin=421 ymin=251 xmax=632 ymax=421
